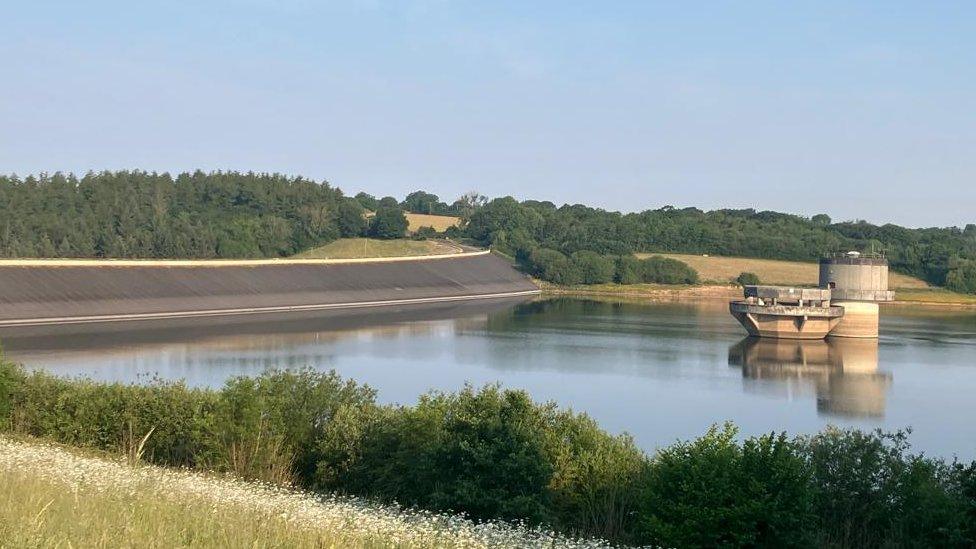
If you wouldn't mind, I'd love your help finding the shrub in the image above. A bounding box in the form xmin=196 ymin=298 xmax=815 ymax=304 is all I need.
xmin=546 ymin=410 xmax=646 ymax=541
xmin=736 ymin=271 xmax=761 ymax=286
xmin=802 ymin=427 xmax=971 ymax=547
xmin=0 ymin=363 xmax=375 ymax=484
xmin=571 ymin=251 xmax=615 ymax=284
xmin=527 ymin=248 xmax=580 ymax=286
xmin=411 ymin=226 xmax=437 ymax=240
xmin=637 ymin=424 xmax=813 ymax=547
xmin=327 ymin=385 xmax=556 ymax=523
xmin=613 ymin=256 xmax=642 ymax=284
xmin=639 ymin=256 xmax=699 ymax=284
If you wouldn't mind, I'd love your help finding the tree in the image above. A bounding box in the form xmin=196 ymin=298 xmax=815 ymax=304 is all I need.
xmin=354 ymin=192 xmax=378 ymax=211
xmin=946 ymin=259 xmax=976 ymax=294
xmin=812 ymin=214 xmax=832 ymax=226
xmin=377 ymin=196 xmax=399 ymax=209
xmin=451 ymin=191 xmax=489 ymax=218
xmin=401 ymin=191 xmax=444 ymax=214
xmin=369 ymin=207 xmax=408 ymax=239
xmin=337 ymin=199 xmax=367 ymax=238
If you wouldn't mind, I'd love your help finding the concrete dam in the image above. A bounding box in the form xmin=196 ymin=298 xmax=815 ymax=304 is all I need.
xmin=0 ymin=251 xmax=539 ymax=328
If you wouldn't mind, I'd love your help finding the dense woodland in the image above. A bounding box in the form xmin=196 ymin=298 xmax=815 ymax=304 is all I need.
xmin=2 ymin=171 xmax=975 ymax=292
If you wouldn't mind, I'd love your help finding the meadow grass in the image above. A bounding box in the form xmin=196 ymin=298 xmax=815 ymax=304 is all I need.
xmin=647 ymin=253 xmax=930 ymax=288
xmin=295 ymin=238 xmax=460 ymax=259
xmin=0 ymin=436 xmax=611 ymax=549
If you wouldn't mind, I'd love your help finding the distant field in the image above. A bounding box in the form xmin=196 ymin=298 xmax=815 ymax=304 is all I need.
xmin=639 ymin=253 xmax=930 ymax=289
xmin=404 ymin=213 xmax=461 ymax=232
xmin=889 ymin=288 xmax=976 ymax=305
xmin=295 ymin=238 xmax=460 ymax=259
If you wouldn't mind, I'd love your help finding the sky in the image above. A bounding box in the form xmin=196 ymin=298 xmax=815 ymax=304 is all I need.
xmin=1 ymin=1 xmax=973 ymax=228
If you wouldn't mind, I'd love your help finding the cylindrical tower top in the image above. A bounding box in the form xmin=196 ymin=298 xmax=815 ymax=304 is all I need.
xmin=819 ymin=252 xmax=894 ymax=302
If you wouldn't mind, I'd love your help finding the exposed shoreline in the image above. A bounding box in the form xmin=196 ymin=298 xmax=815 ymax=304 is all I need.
xmin=539 ymin=282 xmax=976 ymax=308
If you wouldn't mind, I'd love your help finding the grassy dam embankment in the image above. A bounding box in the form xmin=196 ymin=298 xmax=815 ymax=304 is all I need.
xmin=0 ymin=251 xmax=538 ymax=327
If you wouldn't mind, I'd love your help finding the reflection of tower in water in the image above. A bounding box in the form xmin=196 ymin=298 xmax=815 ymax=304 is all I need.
xmin=728 ymin=337 xmax=890 ymax=417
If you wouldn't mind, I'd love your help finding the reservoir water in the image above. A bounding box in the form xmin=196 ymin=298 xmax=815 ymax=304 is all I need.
xmin=3 ymin=297 xmax=974 ymax=460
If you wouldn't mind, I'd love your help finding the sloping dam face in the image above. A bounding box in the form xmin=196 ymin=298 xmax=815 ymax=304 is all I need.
xmin=0 ymin=251 xmax=539 ymax=327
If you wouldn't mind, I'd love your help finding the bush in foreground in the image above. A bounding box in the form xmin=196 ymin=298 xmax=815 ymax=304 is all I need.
xmin=1 ymin=361 xmax=974 ymax=546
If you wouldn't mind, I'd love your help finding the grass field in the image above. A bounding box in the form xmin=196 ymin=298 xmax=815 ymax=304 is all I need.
xmin=0 ymin=437 xmax=604 ymax=549
xmin=404 ymin=212 xmax=461 ymax=232
xmin=887 ymin=288 xmax=976 ymax=305
xmin=645 ymin=253 xmax=930 ymax=289
xmin=295 ymin=238 xmax=461 ymax=259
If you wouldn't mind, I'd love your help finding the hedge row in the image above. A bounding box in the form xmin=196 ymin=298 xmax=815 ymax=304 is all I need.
xmin=522 ymin=249 xmax=699 ymax=286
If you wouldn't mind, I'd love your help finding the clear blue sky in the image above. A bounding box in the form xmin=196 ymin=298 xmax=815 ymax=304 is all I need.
xmin=1 ymin=1 xmax=973 ymax=227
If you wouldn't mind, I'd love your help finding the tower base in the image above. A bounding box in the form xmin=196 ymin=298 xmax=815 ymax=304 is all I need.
xmin=829 ymin=301 xmax=879 ymax=338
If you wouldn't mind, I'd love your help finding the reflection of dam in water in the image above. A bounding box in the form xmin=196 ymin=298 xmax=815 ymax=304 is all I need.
xmin=728 ymin=337 xmax=890 ymax=418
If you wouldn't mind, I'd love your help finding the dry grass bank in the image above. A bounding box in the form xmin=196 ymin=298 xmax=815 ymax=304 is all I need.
xmin=295 ymin=238 xmax=461 ymax=259
xmin=538 ymin=280 xmax=740 ymax=301
xmin=645 ymin=253 xmax=929 ymax=289
xmin=0 ymin=437 xmax=609 ymax=549
xmin=404 ymin=213 xmax=461 ymax=232
xmin=886 ymin=288 xmax=976 ymax=306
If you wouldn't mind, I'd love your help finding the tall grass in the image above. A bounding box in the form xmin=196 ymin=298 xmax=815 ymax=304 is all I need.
xmin=0 ymin=437 xmax=602 ymax=548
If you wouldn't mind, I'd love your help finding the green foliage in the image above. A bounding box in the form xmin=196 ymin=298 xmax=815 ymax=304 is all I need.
xmin=527 ymin=248 xmax=580 ymax=285
xmin=613 ymin=256 xmax=642 ymax=284
xmin=401 ymin=190 xmax=450 ymax=215
xmin=353 ymin=192 xmax=378 ymax=211
xmin=571 ymin=251 xmax=615 ymax=284
xmin=0 ymin=362 xmax=373 ymax=483
xmin=802 ymin=427 xmax=972 ymax=547
xmin=325 ymin=386 xmax=556 ymax=523
xmin=411 ymin=226 xmax=437 ymax=240
xmin=523 ymin=248 xmax=698 ymax=286
xmin=0 ymin=171 xmax=345 ymax=258
xmin=812 ymin=213 xmax=832 ymax=226
xmin=736 ymin=271 xmax=761 ymax=286
xmin=638 ymin=255 xmax=699 ymax=284
xmin=638 ymin=424 xmax=814 ymax=547
xmin=368 ymin=207 xmax=408 ymax=239
xmin=377 ymin=196 xmax=399 ymax=209
xmin=2 ymin=360 xmax=974 ymax=546
xmin=462 ymin=198 xmax=976 ymax=288
xmin=336 ymin=199 xmax=367 ymax=238
xmin=946 ymin=259 xmax=976 ymax=294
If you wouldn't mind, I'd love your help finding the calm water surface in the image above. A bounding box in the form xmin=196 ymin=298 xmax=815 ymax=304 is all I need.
xmin=4 ymin=298 xmax=975 ymax=459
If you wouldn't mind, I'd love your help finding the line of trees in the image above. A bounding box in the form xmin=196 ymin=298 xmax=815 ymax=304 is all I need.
xmin=464 ymin=197 xmax=976 ymax=291
xmin=2 ymin=172 xmax=975 ymax=293
xmin=2 ymin=362 xmax=974 ymax=547
xmin=524 ymin=249 xmax=699 ymax=286
xmin=353 ymin=189 xmax=487 ymax=218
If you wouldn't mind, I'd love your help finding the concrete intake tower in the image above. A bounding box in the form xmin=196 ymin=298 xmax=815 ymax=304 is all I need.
xmin=730 ymin=251 xmax=894 ymax=339
xmin=818 ymin=252 xmax=894 ymax=338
